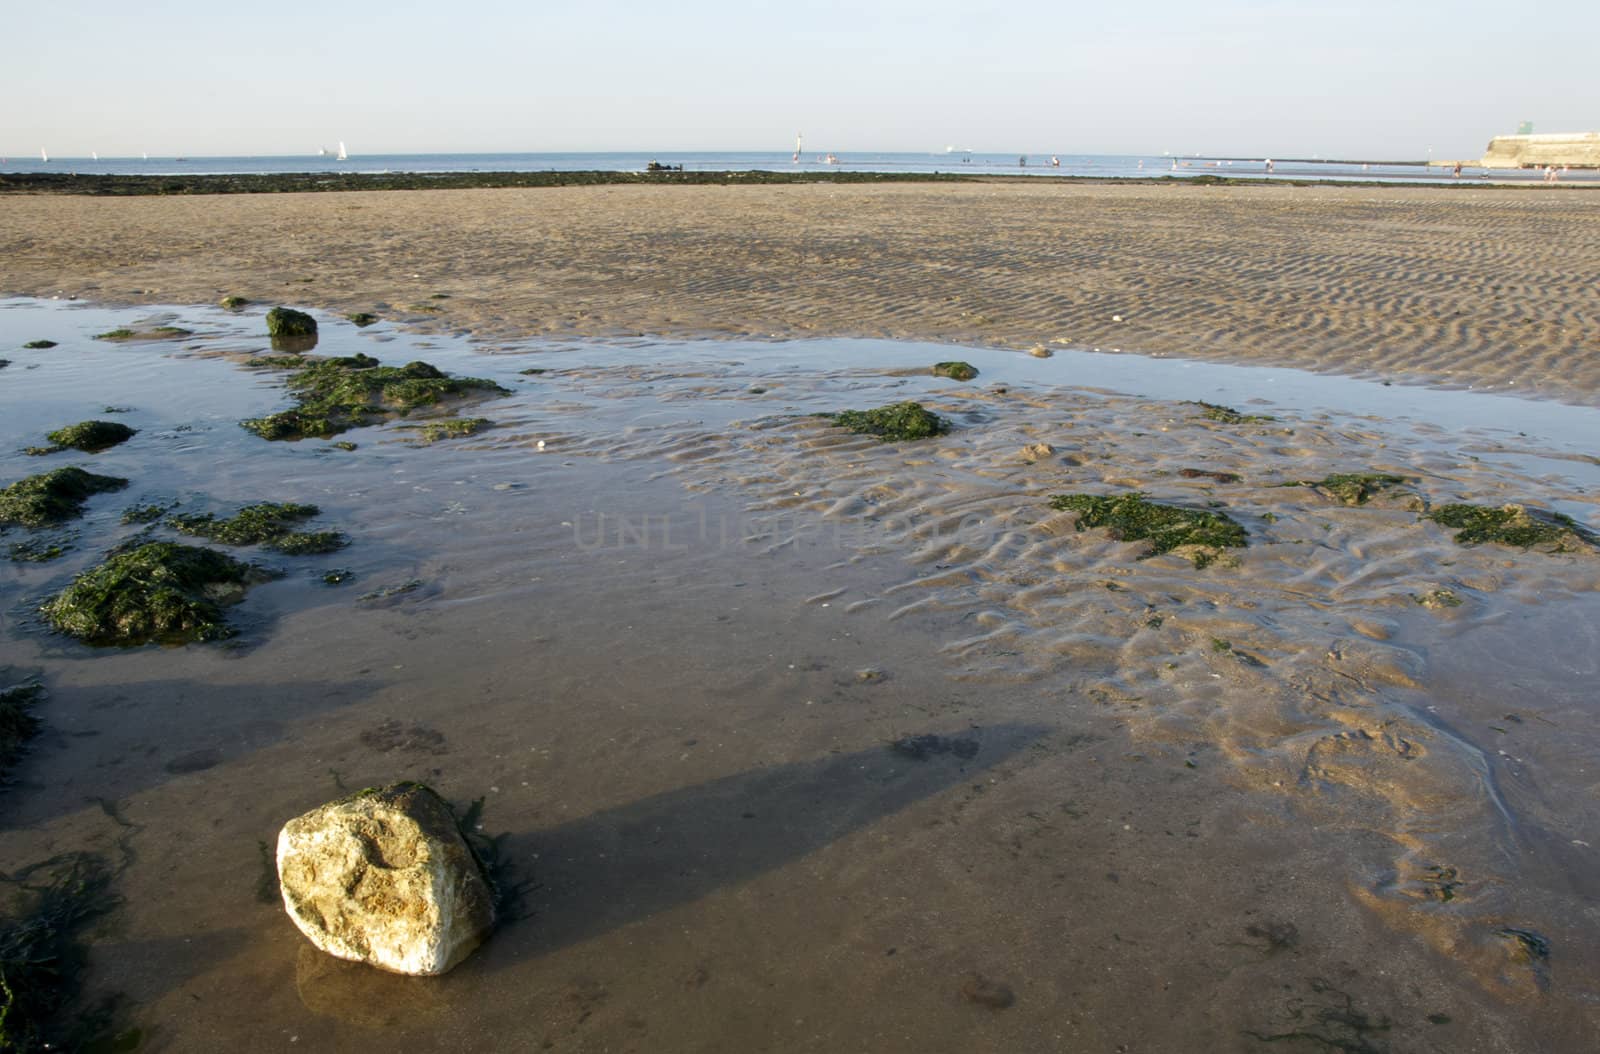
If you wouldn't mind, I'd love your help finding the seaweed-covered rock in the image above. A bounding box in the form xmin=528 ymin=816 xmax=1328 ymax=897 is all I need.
xmin=416 ymin=418 xmax=492 ymax=443
xmin=29 ymin=420 xmax=138 ymax=455
xmin=824 ymin=401 xmax=949 ymax=442
xmin=1189 ymin=401 xmax=1275 ymax=424
xmin=241 ymin=355 xmax=508 ymax=441
xmin=1425 ymin=503 xmax=1598 ymax=552
xmin=266 ymin=307 xmax=318 ymax=339
xmin=1285 ymin=472 xmax=1409 ymax=506
xmin=1049 ymin=492 xmax=1248 ymax=568
xmin=0 ymin=467 xmax=129 ymax=528
xmin=167 ymin=502 xmax=346 ymax=554
xmin=346 ymin=312 xmax=379 ymax=327
xmin=41 ymin=542 xmax=272 ymax=645
xmin=219 ymin=295 xmax=250 ymax=310
xmin=277 ymin=783 xmax=495 ymax=976
xmin=22 ymin=340 xmax=57 ymax=349
xmin=931 ymin=361 xmax=979 ymax=381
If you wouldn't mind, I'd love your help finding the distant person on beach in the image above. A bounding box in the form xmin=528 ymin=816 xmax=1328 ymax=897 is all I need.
xmin=1265 ymin=159 xmax=1274 ymax=173
xmin=1019 ymin=155 xmax=1027 ymax=167
xmin=1453 ymin=162 xmax=1462 ymax=178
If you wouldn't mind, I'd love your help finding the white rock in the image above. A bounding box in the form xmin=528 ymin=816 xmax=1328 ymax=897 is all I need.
xmin=277 ymin=783 xmax=495 ymax=976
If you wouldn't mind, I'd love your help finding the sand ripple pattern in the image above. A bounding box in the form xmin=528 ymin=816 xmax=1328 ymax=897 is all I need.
xmin=481 ymin=359 xmax=1600 ymax=998
xmin=4 ymin=183 xmax=1599 ymax=399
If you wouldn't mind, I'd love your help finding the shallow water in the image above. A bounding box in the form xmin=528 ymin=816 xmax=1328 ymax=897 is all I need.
xmin=2 ymin=298 xmax=1599 ymax=1051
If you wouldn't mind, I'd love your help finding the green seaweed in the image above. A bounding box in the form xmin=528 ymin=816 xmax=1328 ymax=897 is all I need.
xmin=1283 ymin=472 xmax=1409 ymax=506
xmin=119 ymin=503 xmax=170 ymax=525
xmin=1048 ymin=492 xmax=1248 ymax=568
xmin=0 ymin=468 xmax=129 ymax=528
xmin=823 ymin=401 xmax=949 ymax=442
xmin=416 ymin=417 xmax=492 ymax=443
xmin=243 ymin=354 xmax=310 ymax=370
xmin=517 ymin=367 xmax=548 ymax=376
xmin=42 ymin=542 xmax=273 ymax=646
xmin=94 ymin=326 xmax=190 ymax=342
xmin=7 ymin=538 xmax=68 ymax=563
xmin=345 ymin=312 xmax=378 ymax=327
xmin=1425 ymin=503 xmax=1598 ymax=551
xmin=167 ymin=502 xmax=346 ymax=554
xmin=218 ymin=295 xmax=249 ymax=310
xmin=1189 ymin=401 xmax=1275 ymax=424
xmin=265 ymin=307 xmax=317 ymax=338
xmin=21 ymin=341 xmax=56 ymax=350
xmin=0 ymin=851 xmax=131 ymax=1053
xmin=28 ymin=421 xmax=137 ymax=456
xmin=240 ymin=354 xmax=508 ymax=441
xmin=931 ymin=361 xmax=979 ymax=381
xmin=0 ymin=683 xmax=44 ymax=784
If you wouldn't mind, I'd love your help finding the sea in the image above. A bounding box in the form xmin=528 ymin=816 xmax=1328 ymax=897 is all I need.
xmin=3 ymin=149 xmax=1588 ymax=185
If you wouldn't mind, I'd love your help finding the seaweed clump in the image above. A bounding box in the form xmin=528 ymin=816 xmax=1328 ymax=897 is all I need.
xmin=265 ymin=307 xmax=317 ymax=339
xmin=240 ymin=354 xmax=509 ymax=440
xmin=28 ymin=420 xmax=137 ymax=456
xmin=94 ymin=325 xmax=191 ymax=341
xmin=167 ymin=502 xmax=346 ymax=554
xmin=1189 ymin=401 xmax=1275 ymax=424
xmin=824 ymin=401 xmax=949 ymax=442
xmin=0 ymin=851 xmax=133 ymax=1053
xmin=1049 ymin=492 xmax=1248 ymax=568
xmin=0 ymin=468 xmax=129 ymax=528
xmin=346 ymin=312 xmax=379 ymax=327
xmin=1286 ymin=472 xmax=1409 ymax=506
xmin=416 ymin=417 xmax=492 ymax=443
xmin=219 ymin=295 xmax=249 ymax=310
xmin=42 ymin=542 xmax=273 ymax=646
xmin=931 ymin=361 xmax=979 ymax=381
xmin=22 ymin=340 xmax=56 ymax=350
xmin=1425 ymin=503 xmax=1598 ymax=552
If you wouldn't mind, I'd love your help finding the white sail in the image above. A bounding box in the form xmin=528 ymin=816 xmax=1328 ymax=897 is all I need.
xmin=91 ymin=151 xmax=99 ymax=161
xmin=336 ymin=141 xmax=349 ymax=161
xmin=41 ymin=147 xmax=48 ymax=163
xmin=793 ymin=133 xmax=802 ymax=163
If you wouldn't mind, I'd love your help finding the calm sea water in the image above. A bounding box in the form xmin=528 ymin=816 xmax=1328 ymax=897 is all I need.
xmin=3 ymin=149 xmax=1583 ymax=185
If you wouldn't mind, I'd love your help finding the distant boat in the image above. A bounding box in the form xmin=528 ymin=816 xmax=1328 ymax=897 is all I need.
xmin=40 ymin=147 xmax=48 ymax=163
xmin=318 ymin=147 xmax=328 ymax=157
xmin=142 ymin=151 xmax=149 ymax=161
xmin=91 ymin=151 xmax=98 ymax=161
xmin=337 ymin=141 xmax=349 ymax=161
xmin=793 ymin=133 xmax=802 ymax=164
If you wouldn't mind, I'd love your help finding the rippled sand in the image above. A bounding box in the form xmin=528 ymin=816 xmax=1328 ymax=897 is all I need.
xmin=3 ymin=181 xmax=1599 ymax=399
xmin=2 ymin=296 xmax=1598 ymax=1050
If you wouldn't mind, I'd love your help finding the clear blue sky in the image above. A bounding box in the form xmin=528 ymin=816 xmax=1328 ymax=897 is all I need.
xmin=8 ymin=0 xmax=1595 ymax=159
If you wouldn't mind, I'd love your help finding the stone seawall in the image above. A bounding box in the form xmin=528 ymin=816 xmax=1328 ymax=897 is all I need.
xmin=1479 ymin=133 xmax=1600 ymax=169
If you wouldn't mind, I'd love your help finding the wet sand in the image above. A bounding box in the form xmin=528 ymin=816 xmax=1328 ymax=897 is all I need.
xmin=3 ymin=181 xmax=1599 ymax=400
xmin=2 ymin=209 xmax=1599 ymax=1050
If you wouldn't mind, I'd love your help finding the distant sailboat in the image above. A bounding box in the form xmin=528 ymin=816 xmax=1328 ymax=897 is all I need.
xmin=336 ymin=141 xmax=349 ymax=161
xmin=142 ymin=151 xmax=149 ymax=161
xmin=793 ymin=133 xmax=802 ymax=163
xmin=318 ymin=147 xmax=328 ymax=157
xmin=91 ymin=151 xmax=99 ymax=161
xmin=40 ymin=147 xmax=48 ymax=163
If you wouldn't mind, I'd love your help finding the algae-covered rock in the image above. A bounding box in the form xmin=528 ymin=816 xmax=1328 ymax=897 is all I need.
xmin=346 ymin=312 xmax=379 ymax=327
xmin=219 ymin=295 xmax=250 ymax=310
xmin=824 ymin=401 xmax=949 ymax=442
xmin=0 ymin=467 xmax=129 ymax=528
xmin=1049 ymin=492 xmax=1248 ymax=568
xmin=1189 ymin=401 xmax=1275 ymax=424
xmin=167 ymin=502 xmax=346 ymax=554
xmin=30 ymin=420 xmax=138 ymax=456
xmin=266 ymin=307 xmax=318 ymax=339
xmin=94 ymin=326 xmax=192 ymax=342
xmin=41 ymin=542 xmax=272 ymax=646
xmin=22 ymin=340 xmax=57 ymax=350
xmin=416 ymin=417 xmax=492 ymax=443
xmin=277 ymin=783 xmax=495 ymax=976
xmin=0 ymin=359 xmax=10 ymax=370
xmin=241 ymin=354 xmax=509 ymax=441
xmin=931 ymin=361 xmax=979 ymax=381
xmin=1425 ymin=503 xmax=1598 ymax=552
xmin=1285 ymin=472 xmax=1409 ymax=506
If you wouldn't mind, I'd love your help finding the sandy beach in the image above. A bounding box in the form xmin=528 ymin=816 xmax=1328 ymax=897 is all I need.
xmin=3 ymin=181 xmax=1598 ymax=400
xmin=2 ymin=182 xmax=1600 ymax=1051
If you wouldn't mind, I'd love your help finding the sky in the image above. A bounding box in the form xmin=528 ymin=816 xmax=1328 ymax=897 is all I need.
xmin=6 ymin=0 xmax=1596 ymax=160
